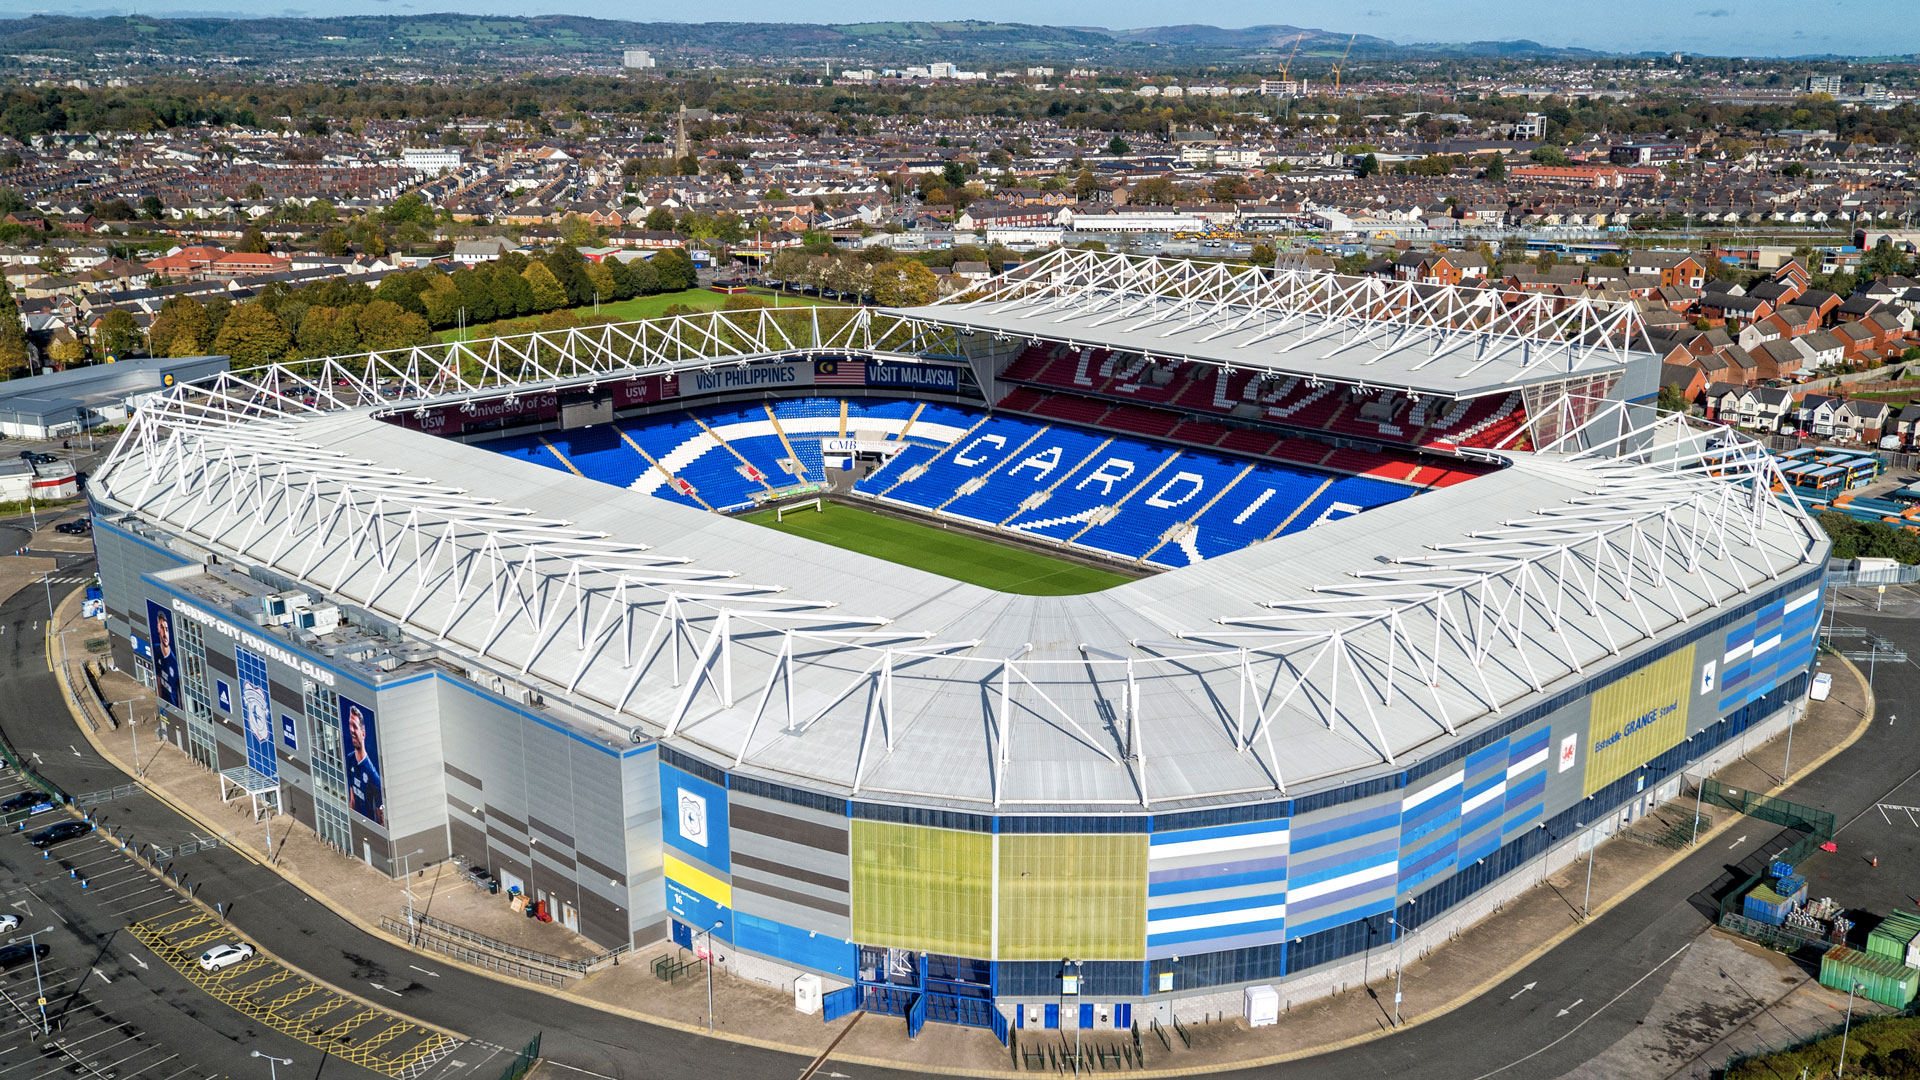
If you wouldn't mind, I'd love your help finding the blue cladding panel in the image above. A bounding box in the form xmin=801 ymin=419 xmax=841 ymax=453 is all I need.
xmin=1285 ymin=802 xmax=1398 ymax=940
xmin=733 ymin=911 xmax=857 ymax=979
xmin=1719 ymin=585 xmax=1822 ymax=714
xmin=1398 ymin=770 xmax=1461 ymax=895
xmin=1500 ymin=728 xmax=1551 ymax=840
xmin=659 ymin=760 xmax=731 ymax=871
xmin=1145 ymin=817 xmax=1289 ymax=960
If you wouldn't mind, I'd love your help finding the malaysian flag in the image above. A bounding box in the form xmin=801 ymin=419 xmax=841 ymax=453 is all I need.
xmin=814 ymin=358 xmax=866 ymax=385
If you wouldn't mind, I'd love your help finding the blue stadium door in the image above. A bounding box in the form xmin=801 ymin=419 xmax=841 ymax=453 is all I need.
xmin=822 ymin=986 xmax=860 ymax=1022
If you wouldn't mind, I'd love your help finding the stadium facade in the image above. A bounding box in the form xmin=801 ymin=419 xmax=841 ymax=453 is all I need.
xmin=89 ymin=252 xmax=1827 ymax=1034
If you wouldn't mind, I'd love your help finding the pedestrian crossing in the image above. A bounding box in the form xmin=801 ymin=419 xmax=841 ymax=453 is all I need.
xmin=41 ymin=575 xmax=90 ymax=584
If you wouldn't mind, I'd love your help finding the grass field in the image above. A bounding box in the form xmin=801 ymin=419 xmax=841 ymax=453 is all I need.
xmin=741 ymin=502 xmax=1135 ymax=595
xmin=436 ymin=289 xmax=838 ymax=343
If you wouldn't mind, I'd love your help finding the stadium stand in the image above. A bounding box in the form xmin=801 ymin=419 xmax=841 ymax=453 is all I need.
xmin=480 ymin=391 xmax=1482 ymax=566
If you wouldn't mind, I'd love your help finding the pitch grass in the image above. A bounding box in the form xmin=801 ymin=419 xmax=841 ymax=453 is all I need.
xmin=742 ymin=502 xmax=1134 ymax=596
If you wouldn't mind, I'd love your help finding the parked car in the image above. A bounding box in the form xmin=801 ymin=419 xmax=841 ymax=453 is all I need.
xmin=53 ymin=519 xmax=90 ymax=535
xmin=27 ymin=820 xmax=92 ymax=848
xmin=0 ymin=792 xmax=55 ymax=816
xmin=0 ymin=914 xmax=20 ymax=933
xmin=197 ymin=943 xmax=255 ymax=972
xmin=16 ymin=451 xmax=55 ymax=465
xmin=0 ymin=943 xmax=48 ymax=972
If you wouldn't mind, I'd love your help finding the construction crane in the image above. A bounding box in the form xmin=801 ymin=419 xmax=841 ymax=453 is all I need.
xmin=1331 ymin=34 xmax=1355 ymax=94
xmin=1278 ymin=38 xmax=1300 ymax=83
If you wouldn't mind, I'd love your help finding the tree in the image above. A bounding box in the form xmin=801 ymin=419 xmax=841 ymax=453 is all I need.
xmin=1106 ymin=135 xmax=1131 ymax=156
xmin=1073 ymin=167 xmax=1099 ymax=201
xmin=585 ymin=260 xmax=619 ymax=306
xmin=677 ymin=155 xmax=700 ymax=177
xmin=296 ymin=305 xmax=361 ymax=358
xmin=521 ymin=262 xmax=568 ymax=311
xmin=149 ymin=296 xmax=211 ymax=359
xmin=1249 ymin=243 xmax=1276 ymax=267
xmin=1482 ymin=153 xmax=1507 ymax=182
xmin=383 ymin=192 xmax=434 ymax=226
xmin=49 ymin=338 xmax=87 ymax=367
xmin=644 ymin=206 xmax=675 ymax=232
xmin=211 ymin=303 xmax=291 ymax=365
xmin=871 ymin=260 xmax=939 ymax=306
xmin=1356 ymin=153 xmax=1380 ymax=178
xmin=768 ymin=249 xmax=810 ymax=286
xmin=95 ymin=309 xmax=141 ymax=358
xmin=651 ymin=248 xmax=698 ymax=292
xmin=542 ymin=245 xmax=595 ymax=306
xmin=1656 ymin=383 xmax=1689 ymax=415
xmin=318 ymin=228 xmax=352 ymax=257
xmin=354 ymin=300 xmax=432 ymax=350
xmin=419 ymin=275 xmax=464 ymax=328
xmin=239 ymin=228 xmax=271 ymax=254
xmin=1528 ymin=146 xmax=1569 ymax=166
xmin=0 ymin=279 xmax=26 ymax=375
xmin=140 ymin=195 xmax=165 ymax=220
xmin=942 ymin=161 xmax=967 ymax=188
xmin=560 ymin=213 xmax=598 ymax=248
xmin=244 ymin=181 xmax=265 ymax=200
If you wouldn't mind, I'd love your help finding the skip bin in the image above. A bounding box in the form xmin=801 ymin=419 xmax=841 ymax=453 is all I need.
xmin=1868 ymin=912 xmax=1920 ymax=964
xmin=1820 ymin=946 xmax=1920 ymax=1009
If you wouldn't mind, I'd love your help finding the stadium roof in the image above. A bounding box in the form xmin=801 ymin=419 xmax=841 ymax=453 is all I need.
xmin=895 ymin=248 xmax=1661 ymax=400
xmin=95 ymin=349 xmax=1824 ymax=812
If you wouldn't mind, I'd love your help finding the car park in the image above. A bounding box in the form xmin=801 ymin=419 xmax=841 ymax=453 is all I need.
xmin=197 ymin=943 xmax=255 ymax=971
xmin=0 ymin=943 xmax=48 ymax=972
xmin=27 ymin=820 xmax=92 ymax=848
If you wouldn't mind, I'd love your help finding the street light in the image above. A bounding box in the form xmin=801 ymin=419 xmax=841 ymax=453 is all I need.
xmin=14 ymin=925 xmax=54 ymax=1034
xmin=704 ymin=920 xmax=723 ymax=1034
xmin=397 ymin=848 xmax=426 ymax=930
xmin=1838 ymin=981 xmax=1863 ymax=1078
xmin=1580 ymin=820 xmax=1597 ymax=920
xmin=251 ymin=1050 xmax=293 ymax=1080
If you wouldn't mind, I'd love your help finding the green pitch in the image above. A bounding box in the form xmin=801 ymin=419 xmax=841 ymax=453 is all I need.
xmin=742 ymin=502 xmax=1134 ymax=595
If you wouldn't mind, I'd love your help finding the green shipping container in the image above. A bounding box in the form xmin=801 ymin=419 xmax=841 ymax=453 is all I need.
xmin=1821 ymin=946 xmax=1920 ymax=1009
xmin=1867 ymin=913 xmax=1920 ymax=963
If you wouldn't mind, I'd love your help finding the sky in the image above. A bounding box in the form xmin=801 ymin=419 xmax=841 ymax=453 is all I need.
xmin=17 ymin=0 xmax=1920 ymax=57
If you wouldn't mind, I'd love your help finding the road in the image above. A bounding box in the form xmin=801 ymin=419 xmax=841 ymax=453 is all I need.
xmin=0 ymin=546 xmax=1915 ymax=1080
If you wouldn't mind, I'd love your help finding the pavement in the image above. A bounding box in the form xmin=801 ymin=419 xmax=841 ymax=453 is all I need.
xmin=5 ymin=509 xmax=1920 ymax=1079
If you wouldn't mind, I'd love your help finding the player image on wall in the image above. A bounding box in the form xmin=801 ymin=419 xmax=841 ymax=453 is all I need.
xmin=338 ymin=696 xmax=385 ymax=826
xmin=146 ymin=600 xmax=180 ymax=708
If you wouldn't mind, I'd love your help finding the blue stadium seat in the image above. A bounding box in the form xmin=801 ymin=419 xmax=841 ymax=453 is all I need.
xmin=882 ymin=415 xmax=1047 ymax=509
xmin=1073 ymin=452 xmax=1249 ymax=560
xmin=943 ymin=425 xmax=1110 ymax=526
xmin=998 ymin=438 xmax=1180 ymax=541
xmin=477 ymin=392 xmax=1430 ymax=557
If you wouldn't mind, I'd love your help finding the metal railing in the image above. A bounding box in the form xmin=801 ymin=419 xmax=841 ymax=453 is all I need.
xmin=1704 ymin=779 xmax=1835 ymax=924
xmin=401 ymin=912 xmax=626 ymax=973
xmin=73 ymin=783 xmax=141 ymax=808
xmin=378 ymin=917 xmax=568 ymax=988
xmin=498 ymin=1033 xmax=540 ymax=1080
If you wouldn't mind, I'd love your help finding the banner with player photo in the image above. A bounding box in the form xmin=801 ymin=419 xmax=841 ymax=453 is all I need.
xmin=338 ymin=695 xmax=386 ymax=826
xmin=146 ymin=599 xmax=181 ymax=709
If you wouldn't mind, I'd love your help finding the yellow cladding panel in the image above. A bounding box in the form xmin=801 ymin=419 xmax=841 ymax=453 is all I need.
xmin=850 ymin=821 xmax=993 ymax=957
xmin=664 ymin=853 xmax=733 ymax=908
xmin=1585 ymin=644 xmax=1693 ymax=796
xmin=997 ymin=833 xmax=1148 ymax=961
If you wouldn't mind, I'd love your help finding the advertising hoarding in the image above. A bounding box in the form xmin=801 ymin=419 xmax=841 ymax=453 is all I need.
xmin=339 ymin=695 xmax=386 ymax=826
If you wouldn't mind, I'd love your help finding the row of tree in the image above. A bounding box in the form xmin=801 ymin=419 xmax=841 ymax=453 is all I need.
xmin=116 ymin=245 xmax=705 ymax=366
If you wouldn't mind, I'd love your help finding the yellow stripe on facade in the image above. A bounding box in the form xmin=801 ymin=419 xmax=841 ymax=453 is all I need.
xmin=663 ymin=853 xmax=733 ymax=908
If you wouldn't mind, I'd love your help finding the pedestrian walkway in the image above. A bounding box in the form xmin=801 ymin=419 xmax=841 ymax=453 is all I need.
xmin=48 ymin=566 xmax=1880 ymax=1076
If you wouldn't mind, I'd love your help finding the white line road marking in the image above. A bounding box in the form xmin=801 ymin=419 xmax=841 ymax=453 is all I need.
xmin=368 ymin=982 xmax=404 ymax=997
xmin=1470 ymin=943 xmax=1691 ymax=1080
xmin=409 ymin=964 xmax=441 ymax=978
xmin=1728 ymin=835 xmax=1747 ymax=848
xmin=1556 ymin=998 xmax=1584 ymax=1017
xmin=1509 ymin=981 xmax=1536 ymax=1000
xmin=540 ymin=1063 xmax=618 ymax=1080
xmin=89 ymin=967 xmax=111 ymax=984
xmin=127 ymin=952 xmax=148 ymax=970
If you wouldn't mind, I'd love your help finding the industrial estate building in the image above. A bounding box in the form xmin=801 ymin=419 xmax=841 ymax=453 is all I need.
xmin=89 ymin=251 xmax=1825 ymax=1036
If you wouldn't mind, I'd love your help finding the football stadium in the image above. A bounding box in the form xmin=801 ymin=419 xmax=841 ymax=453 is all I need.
xmin=88 ymin=250 xmax=1828 ymax=1035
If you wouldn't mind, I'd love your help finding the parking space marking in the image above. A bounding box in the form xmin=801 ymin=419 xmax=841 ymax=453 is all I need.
xmin=128 ymin=907 xmax=463 ymax=1079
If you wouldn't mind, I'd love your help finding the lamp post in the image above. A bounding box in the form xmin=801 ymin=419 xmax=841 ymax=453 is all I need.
xmin=397 ymin=848 xmax=426 ymax=930
xmin=1838 ymin=981 xmax=1862 ymax=1078
xmin=703 ymin=920 xmax=723 ymax=1034
xmin=1061 ymin=958 xmax=1084 ymax=1076
xmin=1582 ymin=814 xmax=1597 ymax=914
xmin=250 ymin=1050 xmax=293 ymax=1080
xmin=1391 ymin=904 xmax=1413 ymax=1028
xmin=19 ymin=925 xmax=53 ymax=1034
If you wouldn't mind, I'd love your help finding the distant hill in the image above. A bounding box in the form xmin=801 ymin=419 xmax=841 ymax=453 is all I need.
xmin=0 ymin=14 xmax=1609 ymax=64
